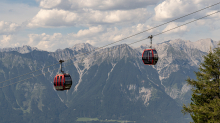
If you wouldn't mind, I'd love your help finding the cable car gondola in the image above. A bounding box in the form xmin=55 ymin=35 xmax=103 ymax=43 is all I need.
xmin=54 ymin=60 xmax=72 ymax=91
xmin=142 ymin=35 xmax=159 ymax=65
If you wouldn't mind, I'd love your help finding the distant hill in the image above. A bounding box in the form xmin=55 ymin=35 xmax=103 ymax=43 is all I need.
xmin=0 ymin=45 xmax=41 ymax=53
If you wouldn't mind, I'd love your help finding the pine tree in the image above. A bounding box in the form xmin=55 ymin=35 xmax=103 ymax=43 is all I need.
xmin=182 ymin=45 xmax=220 ymax=123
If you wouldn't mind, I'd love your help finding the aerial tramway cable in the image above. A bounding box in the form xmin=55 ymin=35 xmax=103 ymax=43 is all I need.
xmin=0 ymin=2 xmax=219 ymax=85
xmin=1 ymin=10 xmax=219 ymax=89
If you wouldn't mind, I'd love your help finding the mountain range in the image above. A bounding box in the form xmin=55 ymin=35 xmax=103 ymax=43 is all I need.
xmin=0 ymin=38 xmax=218 ymax=123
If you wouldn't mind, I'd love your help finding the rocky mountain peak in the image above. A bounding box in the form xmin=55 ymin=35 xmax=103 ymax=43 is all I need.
xmin=193 ymin=38 xmax=217 ymax=52
xmin=69 ymin=43 xmax=96 ymax=52
xmin=81 ymin=43 xmax=139 ymax=66
xmin=99 ymin=44 xmax=138 ymax=58
xmin=167 ymin=39 xmax=190 ymax=46
xmin=0 ymin=45 xmax=40 ymax=54
xmin=152 ymin=38 xmax=218 ymax=53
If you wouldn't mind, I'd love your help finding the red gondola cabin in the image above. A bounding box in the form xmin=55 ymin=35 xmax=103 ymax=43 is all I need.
xmin=53 ymin=60 xmax=72 ymax=91
xmin=54 ymin=73 xmax=72 ymax=91
xmin=142 ymin=49 xmax=158 ymax=65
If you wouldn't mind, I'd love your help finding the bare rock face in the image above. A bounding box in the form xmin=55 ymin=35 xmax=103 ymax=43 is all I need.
xmin=69 ymin=43 xmax=96 ymax=52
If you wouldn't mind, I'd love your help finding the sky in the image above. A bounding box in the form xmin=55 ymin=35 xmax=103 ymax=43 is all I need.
xmin=0 ymin=0 xmax=220 ymax=51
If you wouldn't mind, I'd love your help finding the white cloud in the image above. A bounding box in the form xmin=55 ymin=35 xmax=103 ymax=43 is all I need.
xmin=1 ymin=35 xmax=12 ymax=44
xmin=40 ymin=0 xmax=62 ymax=8
xmin=28 ymin=8 xmax=150 ymax=27
xmin=206 ymin=10 xmax=220 ymax=20
xmin=204 ymin=11 xmax=220 ymax=30
xmin=28 ymin=33 xmax=63 ymax=45
xmin=154 ymin=0 xmax=220 ymax=22
xmin=135 ymin=24 xmax=155 ymax=33
xmin=75 ymin=25 xmax=104 ymax=37
xmin=28 ymin=33 xmax=64 ymax=51
xmin=192 ymin=10 xmax=220 ymax=30
xmin=38 ymin=0 xmax=159 ymax=11
xmin=162 ymin=22 xmax=188 ymax=34
xmin=0 ymin=35 xmax=23 ymax=48
xmin=27 ymin=9 xmax=78 ymax=27
xmin=0 ymin=21 xmax=21 ymax=35
xmin=26 ymin=23 xmax=157 ymax=51
xmin=195 ymin=19 xmax=206 ymax=26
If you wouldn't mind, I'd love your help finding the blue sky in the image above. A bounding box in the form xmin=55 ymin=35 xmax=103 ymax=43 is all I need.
xmin=1 ymin=0 xmax=38 ymax=6
xmin=0 ymin=0 xmax=220 ymax=51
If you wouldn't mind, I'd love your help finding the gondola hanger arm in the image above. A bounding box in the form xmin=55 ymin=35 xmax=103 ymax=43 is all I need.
xmin=148 ymin=35 xmax=153 ymax=49
xmin=59 ymin=60 xmax=64 ymax=74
